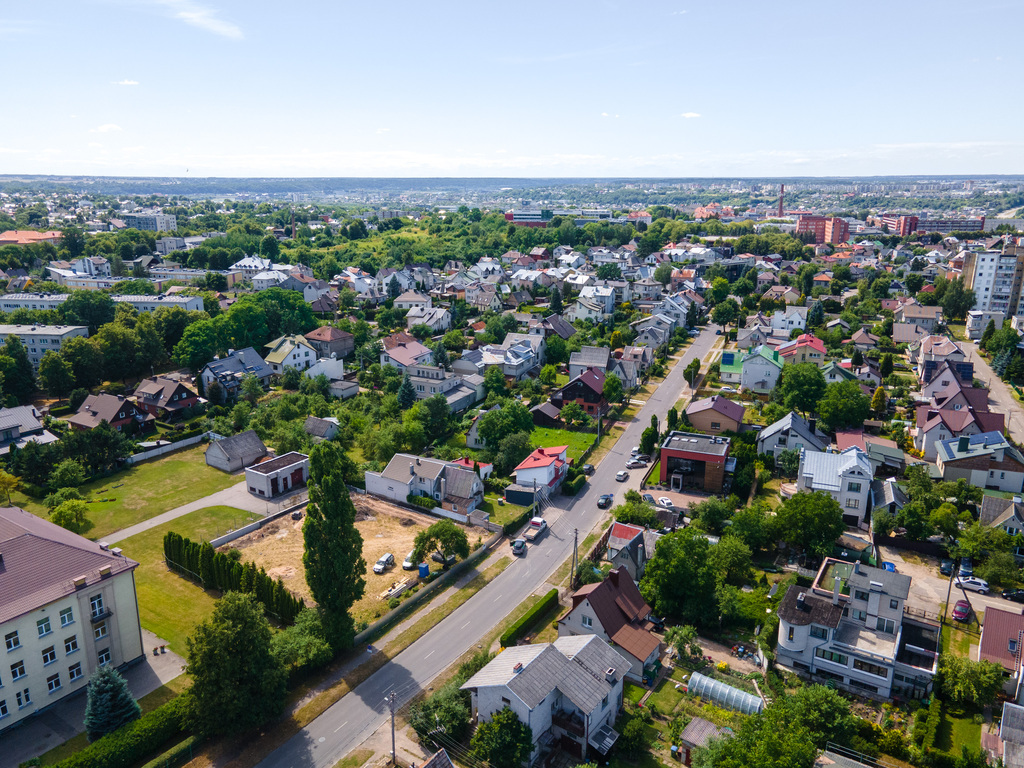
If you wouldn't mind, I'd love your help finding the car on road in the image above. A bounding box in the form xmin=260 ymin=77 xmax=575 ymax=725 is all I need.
xmin=373 ymin=553 xmax=395 ymax=574
xmin=1003 ymin=589 xmax=1024 ymax=603
xmin=402 ymin=550 xmax=417 ymax=570
xmin=715 ymin=329 xmax=722 ymax=335
xmin=955 ymin=575 xmax=989 ymax=594
xmin=642 ymin=493 xmax=656 ymax=504
xmin=597 ymin=494 xmax=614 ymax=509
xmin=658 ymin=497 xmax=674 ymax=508
xmin=625 ymin=459 xmax=646 ymax=469
xmin=616 ymin=470 xmax=629 ymax=482
xmin=511 ymin=538 xmax=527 ymax=556
xmin=952 ymin=599 xmax=972 ymax=622
xmin=721 ymin=386 xmax=738 ymax=394
xmin=939 ymin=558 xmax=954 ymax=576
xmin=582 ymin=464 xmax=595 ymax=475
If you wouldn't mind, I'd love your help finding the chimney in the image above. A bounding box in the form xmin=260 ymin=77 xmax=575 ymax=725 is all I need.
xmin=605 ymin=667 xmax=617 ymax=683
xmin=832 ymin=575 xmax=842 ymax=606
xmin=958 ymin=436 xmax=970 ymax=453
xmin=796 ymin=592 xmax=806 ymax=609
xmin=808 ymin=418 xmax=817 ymax=434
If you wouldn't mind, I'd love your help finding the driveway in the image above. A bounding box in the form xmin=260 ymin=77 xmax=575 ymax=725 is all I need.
xmin=963 ymin=342 xmax=1024 ymax=443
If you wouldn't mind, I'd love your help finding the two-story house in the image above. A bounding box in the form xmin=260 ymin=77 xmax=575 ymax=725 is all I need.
xmin=777 ymin=334 xmax=826 ymax=366
xmin=0 ymin=405 xmax=58 ymax=455
xmin=68 ymin=393 xmax=155 ymax=434
xmin=263 ymin=334 xmax=317 ymax=375
xmin=200 ymin=347 xmax=274 ymax=398
xmin=569 ymin=347 xmax=611 ymax=380
xmin=304 ymin=326 xmax=355 ymax=359
xmin=364 ymin=454 xmax=484 ymax=518
xmin=936 ymin=432 xmax=1024 ymax=493
xmin=756 ymin=413 xmax=829 ymax=459
xmin=740 ymin=345 xmax=784 ymax=393
xmin=131 ymin=376 xmax=199 ymax=421
xmin=685 ymin=395 xmax=745 ymax=435
xmin=796 ymin=447 xmax=873 ymax=528
xmin=461 ymin=635 xmax=628 ymax=763
xmin=379 ymin=332 xmax=433 ymax=371
xmin=514 ymin=446 xmax=569 ymax=492
xmin=557 ymin=569 xmax=661 ymax=681
xmin=550 ymin=369 xmax=608 ymax=418
xmin=771 ymin=306 xmax=808 ymax=333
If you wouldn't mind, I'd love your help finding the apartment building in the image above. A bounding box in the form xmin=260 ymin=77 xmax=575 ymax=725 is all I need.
xmin=795 ymin=216 xmax=850 ymax=245
xmin=962 ymin=243 xmax=1024 ymax=316
xmin=0 ymin=325 xmax=89 ymax=368
xmin=122 ymin=213 xmax=177 ymax=231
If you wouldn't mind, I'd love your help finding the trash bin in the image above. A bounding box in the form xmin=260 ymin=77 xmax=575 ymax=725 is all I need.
xmin=418 ymin=563 xmax=429 ymax=578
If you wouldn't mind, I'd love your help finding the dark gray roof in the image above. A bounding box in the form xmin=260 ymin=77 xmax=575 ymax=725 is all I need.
xmin=661 ymin=431 xmax=730 ymax=456
xmin=570 ymin=345 xmax=611 ymax=369
xmin=381 ymin=454 xmax=446 ymax=483
xmin=0 ymin=405 xmax=44 ymax=433
xmin=247 ymin=451 xmax=308 ymax=475
xmin=303 ymin=416 xmax=336 ymax=437
xmin=757 ymin=412 xmax=829 ymax=451
xmin=845 ymin=561 xmax=911 ymax=599
xmin=981 ymin=494 xmax=1024 ymax=527
xmin=203 ymin=347 xmax=273 ymax=381
xmin=870 ymin=478 xmax=909 ymax=510
xmin=1002 ymin=702 xmax=1024 ymax=746
xmin=776 ymin=585 xmax=844 ymax=628
xmin=444 ymin=466 xmax=479 ymax=500
xmin=213 ymin=429 xmax=267 ymax=461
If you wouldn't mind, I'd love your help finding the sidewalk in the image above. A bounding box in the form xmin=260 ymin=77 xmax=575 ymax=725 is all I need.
xmin=6 ymin=629 xmax=185 ymax=767
xmin=106 ymin=480 xmax=309 ymax=544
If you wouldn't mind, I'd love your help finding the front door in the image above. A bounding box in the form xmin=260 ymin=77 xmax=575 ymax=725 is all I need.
xmin=271 ymin=477 xmax=279 ymax=496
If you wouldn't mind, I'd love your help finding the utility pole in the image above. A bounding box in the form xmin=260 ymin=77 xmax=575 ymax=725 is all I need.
xmin=571 ymin=528 xmax=578 ymax=588
xmin=388 ymin=690 xmax=397 ymax=765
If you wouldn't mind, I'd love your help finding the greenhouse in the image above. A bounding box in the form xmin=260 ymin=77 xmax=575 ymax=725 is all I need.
xmin=687 ymin=672 xmax=764 ymax=715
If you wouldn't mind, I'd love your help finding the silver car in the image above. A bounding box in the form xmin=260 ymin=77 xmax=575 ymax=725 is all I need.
xmin=955 ymin=575 xmax=989 ymax=594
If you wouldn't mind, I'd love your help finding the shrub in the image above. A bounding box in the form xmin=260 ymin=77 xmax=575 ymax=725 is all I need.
xmin=52 ymin=697 xmax=187 ymax=768
xmin=562 ymin=475 xmax=586 ymax=496
xmin=500 ymin=589 xmax=558 ymax=647
xmin=140 ymin=735 xmax=202 ymax=768
xmin=502 ymin=508 xmax=534 ymax=537
xmin=406 ymin=494 xmax=436 ymax=510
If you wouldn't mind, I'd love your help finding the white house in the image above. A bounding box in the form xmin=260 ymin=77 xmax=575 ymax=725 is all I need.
xmin=394 ymin=291 xmax=432 ymax=311
xmin=740 ymin=345 xmax=783 ymax=394
xmin=514 ymin=445 xmax=569 ymax=491
xmin=579 ymin=285 xmax=615 ymax=315
xmin=245 ymin=451 xmax=309 ymax=498
xmin=756 ymin=413 xmax=829 ymax=459
xmin=365 ymin=453 xmax=484 ymax=518
xmin=406 ymin=306 xmax=452 ymax=333
xmin=796 ymin=447 xmax=873 ymax=528
xmin=566 ymin=298 xmax=608 ymax=323
xmin=771 ymin=306 xmax=808 ymax=333
xmin=263 ymin=334 xmax=317 ymax=374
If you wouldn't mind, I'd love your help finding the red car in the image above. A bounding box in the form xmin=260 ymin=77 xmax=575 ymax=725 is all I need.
xmin=952 ymin=600 xmax=971 ymax=622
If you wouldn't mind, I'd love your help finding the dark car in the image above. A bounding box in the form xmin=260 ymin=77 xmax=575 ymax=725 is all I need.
xmin=582 ymin=464 xmax=595 ymax=475
xmin=636 ymin=454 xmax=651 ymax=463
xmin=647 ymin=615 xmax=665 ymax=632
xmin=432 ymin=552 xmax=457 ymax=567
xmin=1004 ymin=589 xmax=1024 ymax=603
xmin=952 ymin=600 xmax=972 ymax=622
xmin=597 ymin=494 xmax=614 ymax=509
xmin=959 ymin=558 xmax=974 ymax=577
xmin=511 ymin=538 xmax=527 ymax=556
xmin=939 ymin=559 xmax=953 ymax=576
xmin=642 ymin=493 xmax=656 ymax=504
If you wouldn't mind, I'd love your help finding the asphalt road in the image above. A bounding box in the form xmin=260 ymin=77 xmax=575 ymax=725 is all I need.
xmin=256 ymin=327 xmax=722 ymax=768
xmin=962 ymin=341 xmax=1024 ymax=443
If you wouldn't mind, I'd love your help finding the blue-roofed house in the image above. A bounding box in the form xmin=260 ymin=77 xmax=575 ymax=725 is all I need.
xmin=796 ymin=446 xmax=873 ymax=528
xmin=936 ymin=432 xmax=1024 ymax=493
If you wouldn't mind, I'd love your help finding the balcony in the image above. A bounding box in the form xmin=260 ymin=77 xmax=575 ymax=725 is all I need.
xmin=90 ymin=608 xmax=112 ymax=624
xmin=552 ymin=709 xmax=585 ymax=738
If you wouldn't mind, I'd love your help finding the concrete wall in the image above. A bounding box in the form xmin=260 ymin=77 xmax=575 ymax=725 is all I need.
xmin=127 ymin=433 xmax=207 ymax=465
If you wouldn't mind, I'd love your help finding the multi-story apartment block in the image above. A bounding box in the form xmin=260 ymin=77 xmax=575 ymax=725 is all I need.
xmin=0 ymin=293 xmax=204 ymax=314
xmin=795 ymin=216 xmax=850 ymax=245
xmin=0 ymin=325 xmax=89 ymax=368
xmin=0 ymin=506 xmax=143 ymax=732
xmin=962 ymin=243 xmax=1024 ymax=316
xmin=123 ymin=213 xmax=177 ymax=232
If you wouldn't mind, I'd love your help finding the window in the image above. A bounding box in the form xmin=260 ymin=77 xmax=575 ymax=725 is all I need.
xmin=0 ymin=699 xmax=7 ymax=718
xmin=68 ymin=662 xmax=82 ymax=682
xmin=845 ymin=499 xmax=860 ymax=509
xmin=854 ymin=659 xmax=888 ymax=678
xmin=582 ymin=615 xmax=593 ymax=629
xmin=93 ymin=622 xmax=108 ymax=641
xmin=855 ymin=590 xmax=869 ymax=601
xmin=97 ymin=648 xmax=110 ymax=666
xmin=852 ymin=609 xmax=867 ymax=621
xmin=602 ymin=695 xmax=608 ymax=709
xmin=37 ymin=617 xmax=52 ymax=637
xmin=65 ymin=636 xmax=78 ymax=655
xmin=11 ymin=661 xmax=25 ymax=680
xmin=876 ymin=617 xmax=896 ymax=634
xmin=42 ymin=646 xmax=56 ymax=665
xmin=47 ymin=673 xmax=61 ymax=693
xmin=60 ymin=608 xmax=74 ymax=627
xmin=890 ymin=599 xmax=899 ymax=610
xmin=847 ymin=482 xmax=861 ymax=493
xmin=815 ymin=648 xmax=848 ymax=666
xmin=1011 ymin=640 xmax=1019 ymax=654
xmin=810 ymin=626 xmax=828 ymax=639
xmin=711 ymin=422 xmax=721 ymax=430
xmin=16 ymin=688 xmax=30 ymax=708
xmin=90 ymin=594 xmax=105 ymax=619
xmin=5 ymin=631 xmax=19 ymax=652
xmin=787 ymin=626 xmax=794 ymax=641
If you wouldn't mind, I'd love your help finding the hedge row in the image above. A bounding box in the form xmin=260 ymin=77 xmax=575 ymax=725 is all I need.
xmin=167 ymin=428 xmax=206 ymax=443
xmin=163 ymin=532 xmax=303 ymax=623
xmin=140 ymin=735 xmax=202 ymax=768
xmin=407 ymin=494 xmax=437 ymax=510
xmin=52 ymin=696 xmax=187 ymax=768
xmin=500 ymin=589 xmax=559 ymax=647
xmin=49 ymin=405 xmax=73 ymax=417
xmin=503 ymin=507 xmax=534 ymax=537
xmin=562 ymin=475 xmax=586 ymax=496
xmin=913 ymin=696 xmax=942 ymax=750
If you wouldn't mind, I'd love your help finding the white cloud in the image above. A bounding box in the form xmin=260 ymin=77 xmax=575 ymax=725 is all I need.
xmin=156 ymin=0 xmax=243 ymax=39
xmin=114 ymin=79 xmax=140 ymax=86
xmin=680 ymin=112 xmax=701 ymax=119
xmin=91 ymin=124 xmax=123 ymax=133
xmin=670 ymin=10 xmax=687 ymax=15
xmin=601 ymin=112 xmax=609 ymax=117
xmin=376 ymin=127 xmax=390 ymax=135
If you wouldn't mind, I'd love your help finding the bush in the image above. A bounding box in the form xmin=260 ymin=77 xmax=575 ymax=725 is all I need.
xmin=406 ymin=494 xmax=436 ymax=510
xmin=562 ymin=475 xmax=586 ymax=496
xmin=501 ymin=589 xmax=558 ymax=647
xmin=913 ymin=697 xmax=942 ymax=750
xmin=52 ymin=697 xmax=187 ymax=768
xmin=503 ymin=507 xmax=534 ymax=537
xmin=140 ymin=735 xmax=202 ymax=768
xmin=49 ymin=404 xmax=74 ymax=417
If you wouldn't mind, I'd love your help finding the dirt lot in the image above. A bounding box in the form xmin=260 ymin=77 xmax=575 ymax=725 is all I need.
xmin=222 ymin=496 xmax=484 ymax=625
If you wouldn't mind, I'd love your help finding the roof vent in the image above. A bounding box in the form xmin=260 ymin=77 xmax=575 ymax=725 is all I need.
xmin=869 ymin=580 xmax=883 ymax=591
xmin=73 ymin=576 xmax=87 ymax=588
xmin=796 ymin=592 xmax=806 ymax=606
xmin=99 ymin=565 xmax=112 ymax=577
xmin=111 ymin=547 xmax=123 ymax=557
xmin=98 ymin=541 xmax=109 ymax=551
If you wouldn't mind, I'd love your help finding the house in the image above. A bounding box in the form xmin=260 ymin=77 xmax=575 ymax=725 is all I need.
xmin=919 ymin=360 xmax=975 ymax=397
xmin=566 ymin=298 xmax=607 ymax=324
xmin=263 ymin=335 xmax=317 ymax=375
xmin=740 ymin=345 xmax=783 ymax=393
xmin=405 ymin=363 xmax=484 ymax=412
xmin=908 ymin=334 xmax=964 ymax=368
xmin=530 ymin=402 xmax=563 ymax=428
xmin=603 ymin=524 xmax=660 ymax=582
xmin=871 ymin=477 xmax=910 ymax=518
xmin=777 ymin=334 xmax=826 ymax=366
xmin=201 ymin=347 xmax=274 ymax=398
xmin=756 ymin=413 xmax=829 ymax=459
xmin=205 ymin=430 xmax=268 ymax=472
xmin=528 ymin=313 xmax=577 ymax=341
xmin=895 ymin=304 xmax=942 ymax=331
xmin=796 ymin=447 xmax=873 ymax=528
xmin=551 ymin=368 xmax=608 ymax=418
xmin=0 ymin=405 xmax=58 ymax=455
xmin=406 ymin=306 xmax=452 ymax=333
xmin=632 ymin=277 xmax=663 ymax=301
xmin=821 ymin=360 xmax=859 ymax=384
xmin=246 ymin=452 xmax=309 ymax=497
xmin=0 ymin=506 xmax=143 ymax=733
xmin=658 ymin=431 xmax=734 ymax=493
xmin=609 ymin=358 xmax=638 ymax=390
xmin=998 ymin=703 xmax=1024 ymax=768
xmin=981 ymin=495 xmax=1024 ymax=562
xmin=679 ymin=719 xmax=732 ymax=767
xmin=379 ymin=331 xmax=433 ymax=371
xmin=304 ymin=326 xmax=354 ymax=359
xmin=736 ymin=325 xmax=771 ymax=350
xmin=514 ymin=446 xmax=570 ymax=492
xmin=979 ymin=608 xmax=1024 ymax=696
xmin=461 ymin=635 xmax=628 ymax=763
xmin=620 ymin=345 xmax=654 ymax=376
xmin=892 ymin=323 xmax=928 ymax=345
xmin=762 ymin=285 xmax=802 ymax=304
xmin=569 ymin=346 xmax=611 ymax=379
xmin=685 ymin=395 xmax=745 ymax=435
xmin=557 ymin=569 xmax=661 ymax=681
xmin=966 ymin=310 xmax=1006 ymax=340
xmin=132 ymin=376 xmax=199 ymax=421
xmin=303 ymin=416 xmax=340 ymax=442
xmin=775 ymin=559 xmax=938 ymax=700
xmin=914 ymin=395 xmax=1003 ymax=461
xmin=771 ymin=306 xmax=808 ymax=333
xmin=394 ymin=291 xmax=431 ymax=311
xmin=68 ymin=393 xmax=155 ymax=433
xmin=365 ymin=453 xmax=484 ymax=517
xmin=303 ymin=356 xmax=358 ymax=399
xmin=466 ymin=404 xmax=501 ymax=450
xmin=936 ymin=432 xmax=1024 ymax=493
xmin=848 ymin=328 xmax=880 ymax=352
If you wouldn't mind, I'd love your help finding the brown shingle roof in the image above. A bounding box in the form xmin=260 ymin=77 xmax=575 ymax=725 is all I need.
xmin=305 ymin=325 xmax=353 ymax=343
xmin=569 ymin=568 xmax=660 ymax=664
xmin=776 ymin=585 xmax=844 ymax=628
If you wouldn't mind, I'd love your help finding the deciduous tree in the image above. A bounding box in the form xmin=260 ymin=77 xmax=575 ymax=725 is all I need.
xmin=38 ymin=351 xmax=75 ymax=400
xmin=412 ymin=519 xmax=470 ymax=567
xmin=817 ymin=380 xmax=871 ymax=432
xmin=471 ymin=706 xmax=533 ymax=768
xmin=775 ymin=491 xmax=844 ymax=557
xmin=774 ymin=363 xmax=826 ymax=416
xmin=640 ymin=527 xmax=717 ymax=627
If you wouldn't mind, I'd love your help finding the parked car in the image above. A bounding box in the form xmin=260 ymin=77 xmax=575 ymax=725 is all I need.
xmin=373 ymin=553 xmax=395 ymax=574
xmin=625 ymin=459 xmax=646 ymax=469
xmin=616 ymin=470 xmax=629 ymax=482
xmin=658 ymin=497 xmax=674 ymax=508
xmin=721 ymin=386 xmax=738 ymax=394
xmin=647 ymin=615 xmax=665 ymax=632
xmin=955 ymin=575 xmax=989 ymax=594
xmin=432 ymin=551 xmax=457 ymax=567
xmin=715 ymin=329 xmax=722 ymax=335
xmin=597 ymin=494 xmax=614 ymax=509
xmin=1003 ymin=589 xmax=1024 ymax=603
xmin=939 ymin=558 xmax=954 ymax=576
xmin=291 ymin=510 xmax=303 ymax=521
xmin=959 ymin=558 xmax=974 ymax=577
xmin=642 ymin=493 xmax=656 ymax=504
xmin=636 ymin=454 xmax=651 ymax=463
xmin=582 ymin=464 xmax=595 ymax=475
xmin=402 ymin=550 xmax=417 ymax=570
xmin=511 ymin=538 xmax=527 ymax=556
xmin=952 ymin=600 xmax=972 ymax=622
xmin=630 ymin=446 xmax=640 ymax=455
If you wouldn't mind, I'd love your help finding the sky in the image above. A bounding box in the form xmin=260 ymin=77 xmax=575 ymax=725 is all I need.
xmin=2 ymin=0 xmax=1023 ymax=178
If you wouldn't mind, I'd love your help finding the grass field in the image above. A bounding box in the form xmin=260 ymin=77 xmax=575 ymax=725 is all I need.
xmin=13 ymin=445 xmax=240 ymax=541
xmin=530 ymin=427 xmax=597 ymax=462
xmin=936 ymin=704 xmax=982 ymax=755
xmin=478 ymin=494 xmax=527 ymax=526
xmin=117 ymin=505 xmax=256 ymax=652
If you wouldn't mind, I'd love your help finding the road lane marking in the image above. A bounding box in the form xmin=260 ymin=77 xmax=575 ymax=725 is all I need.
xmin=493 ymin=594 xmax=503 ymax=602
xmin=461 ymin=621 xmax=470 ymax=629
xmin=334 ymin=721 xmax=348 ymax=732
xmin=425 ymin=650 xmax=435 ymax=658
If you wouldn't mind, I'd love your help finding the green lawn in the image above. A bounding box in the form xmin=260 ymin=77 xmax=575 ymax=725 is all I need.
xmin=531 ymin=427 xmax=597 ymax=462
xmin=647 ymin=676 xmax=687 ymax=714
xmin=941 ymin=623 xmax=977 ymax=656
xmin=117 ymin=505 xmax=256 ymax=652
xmin=12 ymin=445 xmax=240 ymax=541
xmin=936 ymin=704 xmax=982 ymax=755
xmin=624 ymin=681 xmax=647 ymax=704
xmin=478 ymin=494 xmax=527 ymax=526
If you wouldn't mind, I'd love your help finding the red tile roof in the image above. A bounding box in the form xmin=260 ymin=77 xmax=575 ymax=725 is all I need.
xmin=514 ymin=446 xmax=568 ymax=472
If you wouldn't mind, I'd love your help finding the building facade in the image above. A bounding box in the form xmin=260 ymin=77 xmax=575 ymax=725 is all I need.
xmin=0 ymin=325 xmax=89 ymax=369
